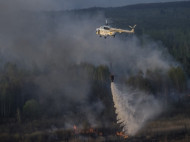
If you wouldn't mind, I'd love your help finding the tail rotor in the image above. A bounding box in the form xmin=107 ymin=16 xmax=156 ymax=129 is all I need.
xmin=129 ymin=25 xmax=136 ymax=29
xmin=129 ymin=24 xmax=136 ymax=33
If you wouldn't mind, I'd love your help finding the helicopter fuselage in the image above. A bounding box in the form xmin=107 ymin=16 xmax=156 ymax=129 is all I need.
xmin=96 ymin=25 xmax=136 ymax=38
xmin=96 ymin=26 xmax=116 ymax=37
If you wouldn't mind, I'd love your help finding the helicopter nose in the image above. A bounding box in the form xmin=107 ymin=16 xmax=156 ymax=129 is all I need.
xmin=96 ymin=29 xmax=100 ymax=34
xmin=96 ymin=30 xmax=98 ymax=34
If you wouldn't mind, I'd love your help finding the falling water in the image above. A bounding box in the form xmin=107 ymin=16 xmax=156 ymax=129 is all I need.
xmin=111 ymin=82 xmax=162 ymax=135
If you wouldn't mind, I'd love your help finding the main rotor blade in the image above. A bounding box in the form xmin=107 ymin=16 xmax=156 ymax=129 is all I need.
xmin=105 ymin=19 xmax=109 ymax=25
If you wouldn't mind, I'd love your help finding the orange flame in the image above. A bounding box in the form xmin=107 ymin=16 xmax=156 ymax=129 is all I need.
xmin=116 ymin=131 xmax=128 ymax=139
xmin=73 ymin=125 xmax=77 ymax=130
xmin=99 ymin=132 xmax=103 ymax=136
xmin=89 ymin=128 xmax=94 ymax=133
xmin=72 ymin=126 xmax=103 ymax=137
xmin=73 ymin=125 xmax=79 ymax=134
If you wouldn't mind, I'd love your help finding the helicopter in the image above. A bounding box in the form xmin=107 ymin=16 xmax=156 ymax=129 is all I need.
xmin=96 ymin=20 xmax=136 ymax=38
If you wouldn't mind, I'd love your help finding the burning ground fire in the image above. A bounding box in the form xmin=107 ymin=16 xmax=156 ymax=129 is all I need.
xmin=116 ymin=131 xmax=128 ymax=139
xmin=73 ymin=125 xmax=128 ymax=139
xmin=73 ymin=125 xmax=102 ymax=136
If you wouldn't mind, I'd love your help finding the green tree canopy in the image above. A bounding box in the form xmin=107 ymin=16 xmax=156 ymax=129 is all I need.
xmin=23 ymin=99 xmax=40 ymax=118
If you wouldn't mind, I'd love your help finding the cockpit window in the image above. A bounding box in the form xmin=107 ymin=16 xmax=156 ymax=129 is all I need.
xmin=104 ymin=27 xmax=110 ymax=30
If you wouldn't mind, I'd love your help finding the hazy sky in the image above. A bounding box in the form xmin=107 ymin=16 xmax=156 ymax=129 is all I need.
xmin=0 ymin=0 xmax=187 ymax=11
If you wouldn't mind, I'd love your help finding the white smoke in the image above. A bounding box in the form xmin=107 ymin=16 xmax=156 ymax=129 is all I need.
xmin=111 ymin=82 xmax=162 ymax=135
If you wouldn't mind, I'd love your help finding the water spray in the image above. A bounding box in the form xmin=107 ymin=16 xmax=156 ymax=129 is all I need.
xmin=111 ymin=82 xmax=162 ymax=136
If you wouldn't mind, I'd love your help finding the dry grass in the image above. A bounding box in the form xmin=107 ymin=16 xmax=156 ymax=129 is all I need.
xmin=1 ymin=106 xmax=190 ymax=142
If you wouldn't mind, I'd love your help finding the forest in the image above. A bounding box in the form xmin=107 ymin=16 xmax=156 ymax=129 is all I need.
xmin=1 ymin=1 xmax=190 ymax=142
